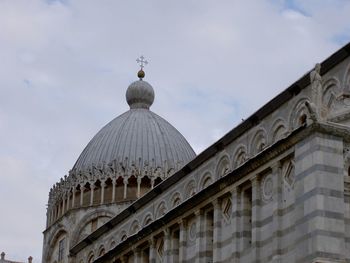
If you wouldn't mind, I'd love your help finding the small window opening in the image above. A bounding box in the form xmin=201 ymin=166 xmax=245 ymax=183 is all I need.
xmin=299 ymin=114 xmax=307 ymax=126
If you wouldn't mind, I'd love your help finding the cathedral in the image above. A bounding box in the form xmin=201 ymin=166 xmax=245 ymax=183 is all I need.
xmin=43 ymin=43 xmax=350 ymax=263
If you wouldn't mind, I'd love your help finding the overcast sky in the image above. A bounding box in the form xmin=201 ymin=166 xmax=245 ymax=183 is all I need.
xmin=0 ymin=0 xmax=350 ymax=261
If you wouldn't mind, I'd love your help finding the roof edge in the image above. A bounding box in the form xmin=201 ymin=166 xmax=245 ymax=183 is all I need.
xmin=69 ymin=42 xmax=350 ymax=256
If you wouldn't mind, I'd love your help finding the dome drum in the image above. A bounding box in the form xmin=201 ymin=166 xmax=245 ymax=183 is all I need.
xmin=46 ymin=76 xmax=195 ymax=227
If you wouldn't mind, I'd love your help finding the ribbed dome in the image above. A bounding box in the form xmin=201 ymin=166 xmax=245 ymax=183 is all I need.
xmin=73 ymin=109 xmax=195 ymax=171
xmin=73 ymin=79 xmax=195 ymax=173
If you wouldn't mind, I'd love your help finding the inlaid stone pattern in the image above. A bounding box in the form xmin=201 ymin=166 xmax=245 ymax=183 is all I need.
xmin=261 ymin=173 xmax=273 ymax=202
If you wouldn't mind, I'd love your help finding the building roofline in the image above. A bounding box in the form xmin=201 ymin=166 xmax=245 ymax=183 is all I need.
xmin=92 ymin=121 xmax=350 ymax=262
xmin=69 ymin=42 xmax=350 ymax=256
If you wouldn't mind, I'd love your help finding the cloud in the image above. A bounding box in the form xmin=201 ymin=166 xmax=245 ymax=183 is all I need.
xmin=0 ymin=0 xmax=349 ymax=261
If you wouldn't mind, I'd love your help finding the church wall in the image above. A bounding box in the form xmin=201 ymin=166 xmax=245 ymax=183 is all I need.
xmin=42 ymin=202 xmax=133 ymax=263
xmin=294 ymin=132 xmax=346 ymax=262
xmin=73 ymin=123 xmax=350 ymax=263
xmin=71 ymin=56 xmax=347 ymax=258
xmin=42 ymin=51 xmax=350 ymax=263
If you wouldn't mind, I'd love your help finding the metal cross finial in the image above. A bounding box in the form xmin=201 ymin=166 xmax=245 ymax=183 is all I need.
xmin=136 ymin=55 xmax=148 ymax=70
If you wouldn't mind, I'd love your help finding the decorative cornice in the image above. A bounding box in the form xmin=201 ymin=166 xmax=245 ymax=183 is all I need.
xmin=72 ymin=121 xmax=350 ymax=260
xmin=47 ymin=158 xmax=182 ymax=207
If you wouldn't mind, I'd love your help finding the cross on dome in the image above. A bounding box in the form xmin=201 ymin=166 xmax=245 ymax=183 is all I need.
xmin=136 ymin=56 xmax=148 ymax=80
xmin=136 ymin=55 xmax=148 ymax=70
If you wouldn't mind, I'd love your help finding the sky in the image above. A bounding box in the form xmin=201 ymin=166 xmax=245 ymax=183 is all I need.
xmin=0 ymin=0 xmax=350 ymax=261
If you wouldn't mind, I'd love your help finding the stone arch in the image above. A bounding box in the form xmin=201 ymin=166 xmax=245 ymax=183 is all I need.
xmin=129 ymin=219 xmax=141 ymax=235
xmin=184 ymin=180 xmax=196 ymax=199
xmin=323 ymin=77 xmax=341 ymax=98
xmin=98 ymin=245 xmax=105 ymax=257
xmin=120 ymin=230 xmax=127 ymax=242
xmin=269 ymin=118 xmax=287 ymax=144
xmin=343 ymin=62 xmax=350 ymax=92
xmin=199 ymin=172 xmax=213 ymax=190
xmin=142 ymin=213 xmax=154 ymax=226
xmin=170 ymin=192 xmax=182 ymax=208
xmin=126 ymin=175 xmax=137 ymax=200
xmin=139 ymin=175 xmax=152 ymax=197
xmin=87 ymin=251 xmax=94 ymax=263
xmin=289 ymin=97 xmax=310 ymax=130
xmin=92 ymin=179 xmax=103 ymax=205
xmin=250 ymin=128 xmax=267 ymax=156
xmin=232 ymin=144 xmax=248 ymax=169
xmin=156 ymin=201 xmax=167 ymax=219
xmin=44 ymin=226 xmax=68 ymax=263
xmin=109 ymin=238 xmax=116 ymax=249
xmin=72 ymin=183 xmax=81 ymax=208
xmin=70 ymin=209 xmax=115 ymax=247
xmin=102 ymin=177 xmax=113 ymax=204
xmin=82 ymin=181 xmax=91 ymax=206
xmin=215 ymin=154 xmax=231 ymax=178
xmin=115 ymin=176 xmax=124 ymax=201
xmin=322 ymin=77 xmax=342 ymax=116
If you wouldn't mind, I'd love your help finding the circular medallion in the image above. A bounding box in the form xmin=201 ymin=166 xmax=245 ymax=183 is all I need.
xmin=189 ymin=222 xmax=196 ymax=242
xmin=261 ymin=174 xmax=273 ymax=202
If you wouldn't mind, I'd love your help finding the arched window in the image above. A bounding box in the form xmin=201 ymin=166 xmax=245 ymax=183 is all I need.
xmin=58 ymin=238 xmax=65 ymax=262
xmin=216 ymin=156 xmax=230 ymax=178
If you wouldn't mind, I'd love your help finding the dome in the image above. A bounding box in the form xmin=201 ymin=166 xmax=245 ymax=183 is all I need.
xmin=72 ymin=78 xmax=196 ymax=176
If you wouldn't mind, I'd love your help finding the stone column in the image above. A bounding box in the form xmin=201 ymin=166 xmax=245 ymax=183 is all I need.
xmin=66 ymin=192 xmax=70 ymax=211
xmin=57 ymin=202 xmax=61 ymax=217
xmin=179 ymin=219 xmax=187 ymax=262
xmin=55 ymin=205 xmax=58 ymax=220
xmin=271 ymin=162 xmax=282 ymax=263
xmin=49 ymin=208 xmax=52 ymax=225
xmin=241 ymin=188 xmax=248 ymax=252
xmin=90 ymin=184 xmax=95 ymax=206
xmin=112 ymin=179 xmax=116 ymax=203
xmin=100 ymin=180 xmax=106 ymax=204
xmin=51 ymin=207 xmax=55 ymax=223
xmin=149 ymin=238 xmax=156 ymax=263
xmin=46 ymin=207 xmax=50 ymax=225
xmin=51 ymin=206 xmax=54 ymax=221
xmin=231 ymin=187 xmax=240 ymax=262
xmin=80 ymin=185 xmax=85 ymax=206
xmin=137 ymin=177 xmax=142 ymax=198
xmin=213 ymin=199 xmax=222 ymax=262
xmin=45 ymin=207 xmax=49 ymax=227
xmin=170 ymin=229 xmax=179 ymax=263
xmin=133 ymin=248 xmax=142 ymax=263
xmin=72 ymin=188 xmax=76 ymax=208
xmin=194 ymin=210 xmax=205 ymax=263
xmin=251 ymin=176 xmax=261 ymax=262
xmin=294 ymin=132 xmax=346 ymax=262
xmin=62 ymin=195 xmax=66 ymax=214
xmin=52 ymin=207 xmax=55 ymax=222
xmin=164 ymin=229 xmax=171 ymax=263
xmin=123 ymin=178 xmax=128 ymax=199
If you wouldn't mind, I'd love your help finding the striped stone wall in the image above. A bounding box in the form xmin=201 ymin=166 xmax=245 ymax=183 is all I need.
xmin=294 ymin=132 xmax=345 ymax=263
